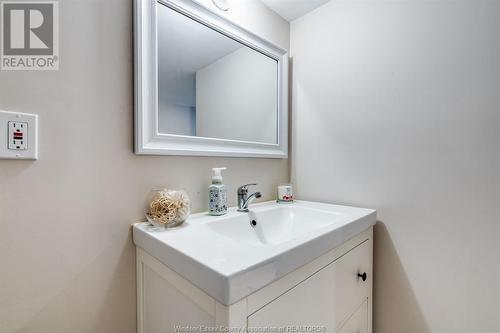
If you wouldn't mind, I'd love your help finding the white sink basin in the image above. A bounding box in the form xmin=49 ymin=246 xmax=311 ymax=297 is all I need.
xmin=207 ymin=205 xmax=344 ymax=246
xmin=133 ymin=200 xmax=375 ymax=305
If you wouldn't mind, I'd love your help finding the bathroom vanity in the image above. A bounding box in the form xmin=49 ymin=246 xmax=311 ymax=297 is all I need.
xmin=133 ymin=201 xmax=376 ymax=333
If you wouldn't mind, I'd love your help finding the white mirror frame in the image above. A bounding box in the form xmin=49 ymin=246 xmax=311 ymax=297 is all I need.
xmin=134 ymin=0 xmax=288 ymax=158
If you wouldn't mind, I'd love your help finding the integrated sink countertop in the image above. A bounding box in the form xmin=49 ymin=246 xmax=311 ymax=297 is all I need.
xmin=133 ymin=200 xmax=376 ymax=305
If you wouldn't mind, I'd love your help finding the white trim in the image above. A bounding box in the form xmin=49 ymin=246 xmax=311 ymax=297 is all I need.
xmin=134 ymin=0 xmax=288 ymax=158
xmin=136 ymin=249 xmax=144 ymax=333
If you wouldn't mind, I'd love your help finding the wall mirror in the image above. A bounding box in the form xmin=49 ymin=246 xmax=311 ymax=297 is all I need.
xmin=134 ymin=0 xmax=288 ymax=157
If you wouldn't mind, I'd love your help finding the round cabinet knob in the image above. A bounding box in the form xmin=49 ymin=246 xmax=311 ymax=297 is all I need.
xmin=357 ymin=272 xmax=367 ymax=281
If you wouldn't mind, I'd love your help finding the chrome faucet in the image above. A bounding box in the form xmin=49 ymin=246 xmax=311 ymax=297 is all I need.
xmin=237 ymin=183 xmax=262 ymax=212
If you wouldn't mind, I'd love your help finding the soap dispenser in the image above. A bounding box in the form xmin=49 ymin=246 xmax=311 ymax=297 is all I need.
xmin=208 ymin=167 xmax=227 ymax=216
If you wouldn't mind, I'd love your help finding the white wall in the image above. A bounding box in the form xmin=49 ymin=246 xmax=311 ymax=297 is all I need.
xmin=291 ymin=1 xmax=500 ymax=332
xmin=0 ymin=0 xmax=289 ymax=332
xmin=158 ymin=102 xmax=196 ymax=136
xmin=196 ymin=47 xmax=278 ymax=143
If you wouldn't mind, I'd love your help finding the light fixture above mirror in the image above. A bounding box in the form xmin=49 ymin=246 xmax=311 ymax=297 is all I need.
xmin=212 ymin=0 xmax=229 ymax=11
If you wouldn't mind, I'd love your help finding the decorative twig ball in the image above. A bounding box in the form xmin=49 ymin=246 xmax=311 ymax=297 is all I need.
xmin=147 ymin=189 xmax=190 ymax=227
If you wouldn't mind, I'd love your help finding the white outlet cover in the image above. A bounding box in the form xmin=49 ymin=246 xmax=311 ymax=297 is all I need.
xmin=0 ymin=110 xmax=38 ymax=159
xmin=8 ymin=121 xmax=28 ymax=150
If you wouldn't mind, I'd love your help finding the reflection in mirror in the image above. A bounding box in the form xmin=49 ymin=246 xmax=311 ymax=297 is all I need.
xmin=157 ymin=2 xmax=278 ymax=144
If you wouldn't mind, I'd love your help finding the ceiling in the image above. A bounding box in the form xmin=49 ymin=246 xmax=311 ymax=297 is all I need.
xmin=260 ymin=0 xmax=331 ymax=21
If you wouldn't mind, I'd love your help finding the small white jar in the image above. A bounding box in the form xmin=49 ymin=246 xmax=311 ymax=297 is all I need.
xmin=277 ymin=184 xmax=293 ymax=203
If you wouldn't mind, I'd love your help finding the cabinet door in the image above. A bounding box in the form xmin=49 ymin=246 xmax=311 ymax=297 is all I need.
xmin=337 ymin=300 xmax=368 ymax=333
xmin=142 ymin=265 xmax=215 ymax=333
xmin=247 ymin=240 xmax=371 ymax=333
xmin=333 ymin=240 xmax=371 ymax=326
xmin=248 ymin=259 xmax=337 ymax=332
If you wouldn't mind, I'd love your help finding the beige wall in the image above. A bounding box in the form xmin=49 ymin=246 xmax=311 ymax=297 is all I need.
xmin=0 ymin=1 xmax=289 ymax=332
xmin=291 ymin=1 xmax=500 ymax=332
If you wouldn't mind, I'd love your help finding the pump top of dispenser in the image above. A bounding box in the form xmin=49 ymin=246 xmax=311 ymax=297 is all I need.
xmin=212 ymin=167 xmax=226 ymax=184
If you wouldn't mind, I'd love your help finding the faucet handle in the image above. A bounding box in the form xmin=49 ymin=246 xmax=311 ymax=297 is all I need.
xmin=238 ymin=183 xmax=257 ymax=194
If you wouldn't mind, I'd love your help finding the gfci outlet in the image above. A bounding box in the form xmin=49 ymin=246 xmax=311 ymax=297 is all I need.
xmin=0 ymin=110 xmax=38 ymax=159
xmin=8 ymin=121 xmax=28 ymax=150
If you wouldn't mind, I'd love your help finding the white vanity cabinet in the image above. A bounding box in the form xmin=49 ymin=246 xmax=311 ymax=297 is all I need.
xmin=136 ymin=227 xmax=373 ymax=333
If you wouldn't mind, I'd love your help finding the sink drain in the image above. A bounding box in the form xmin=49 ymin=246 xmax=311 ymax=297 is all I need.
xmin=250 ymin=219 xmax=257 ymax=227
